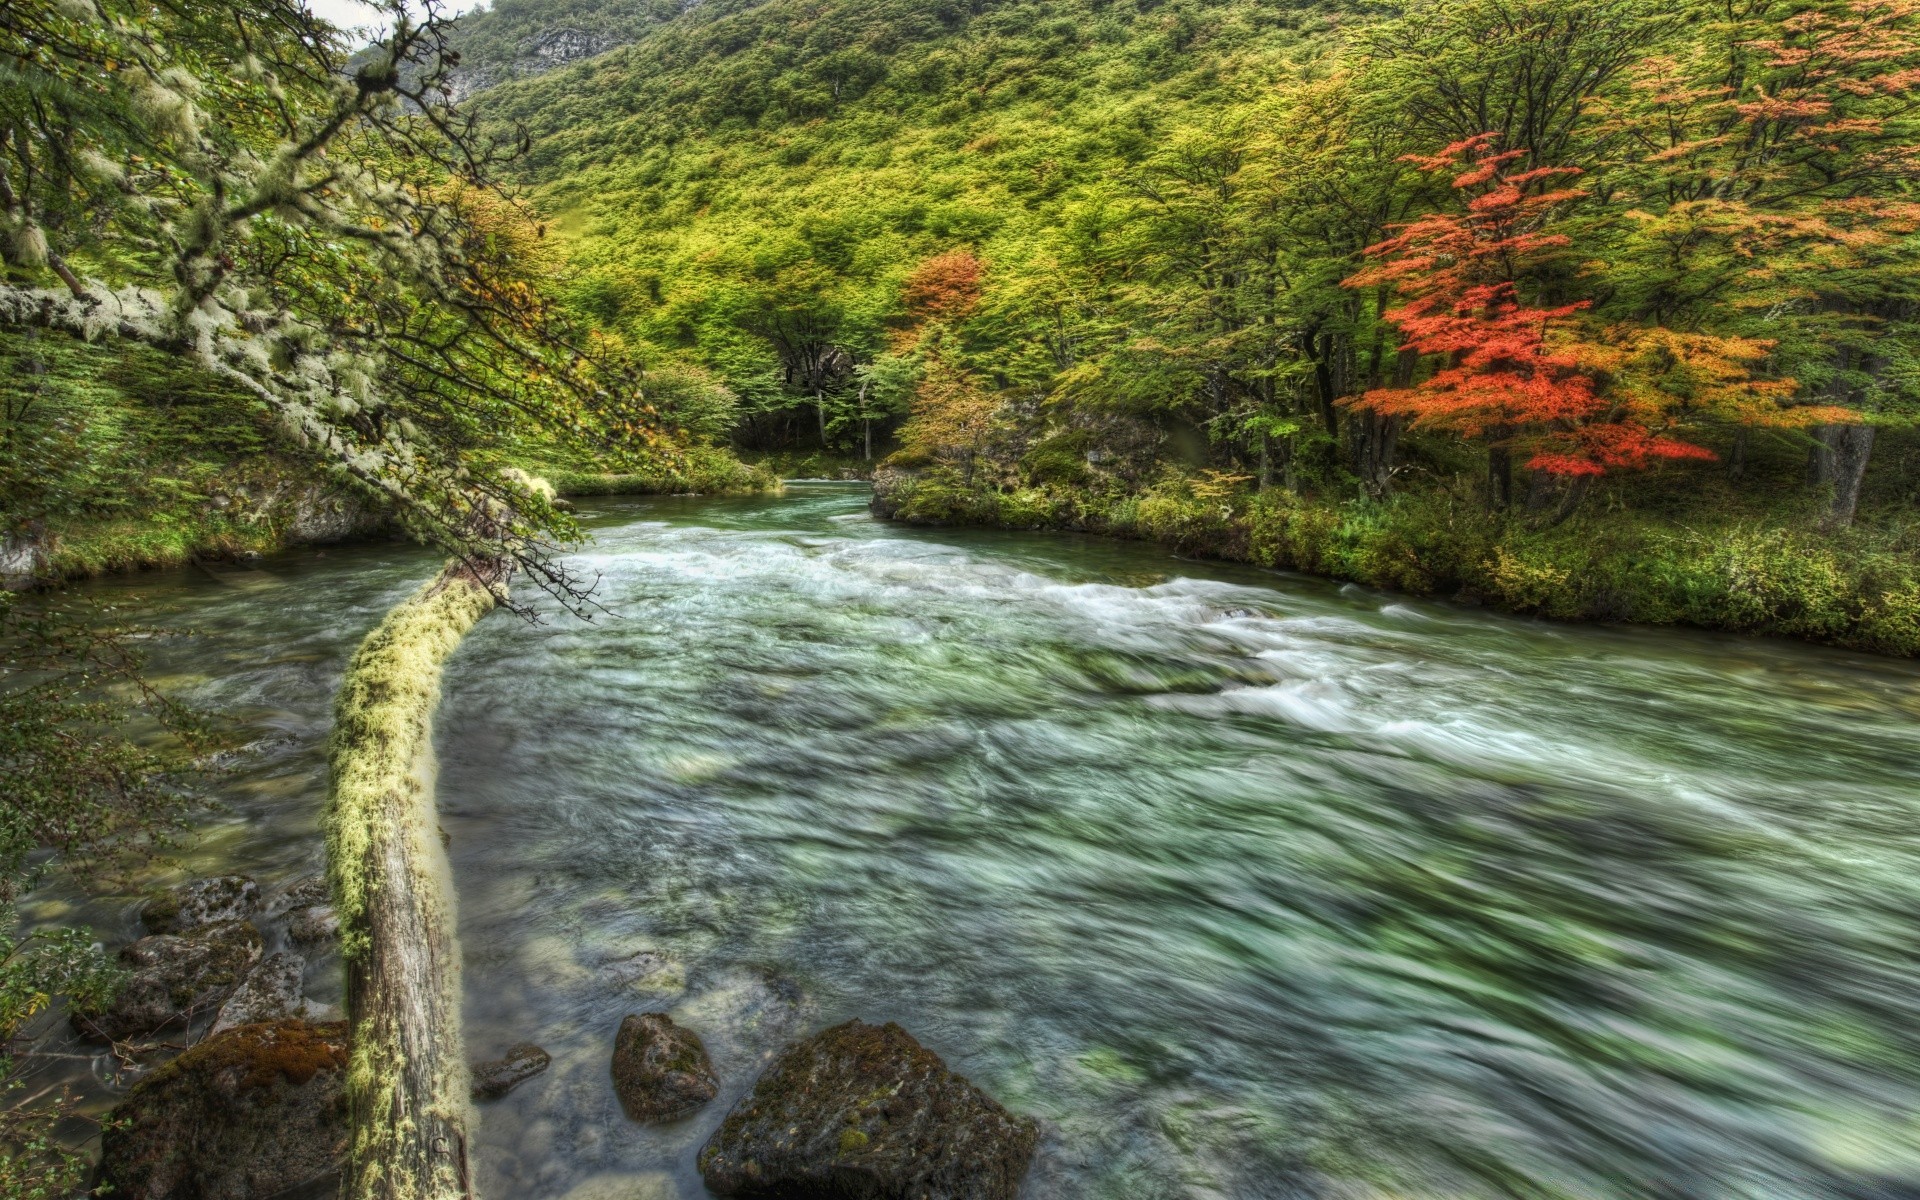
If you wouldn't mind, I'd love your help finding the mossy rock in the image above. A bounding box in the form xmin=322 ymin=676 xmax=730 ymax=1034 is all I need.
xmin=698 ymin=1019 xmax=1038 ymax=1200
xmin=141 ymin=875 xmax=261 ymax=935
xmin=472 ymin=1042 xmax=552 ymax=1101
xmin=97 ymin=1019 xmax=349 ymax=1200
xmin=611 ymin=1012 xmax=718 ymax=1123
xmin=73 ymin=920 xmax=263 ymax=1043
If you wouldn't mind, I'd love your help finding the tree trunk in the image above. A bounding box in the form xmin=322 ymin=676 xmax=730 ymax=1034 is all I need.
xmin=1544 ymin=475 xmax=1593 ymax=527
xmin=1487 ymin=431 xmax=1515 ymax=511
xmin=1347 ymin=410 xmax=1401 ymax=500
xmin=1727 ymin=426 xmax=1750 ymax=481
xmin=859 ymin=380 xmax=872 ymax=461
xmin=1257 ymin=436 xmax=1271 ymax=491
xmin=1818 ymin=423 xmax=1875 ymax=529
xmin=326 ymin=566 xmax=496 ymax=1200
xmin=816 ymin=390 xmax=827 ymax=449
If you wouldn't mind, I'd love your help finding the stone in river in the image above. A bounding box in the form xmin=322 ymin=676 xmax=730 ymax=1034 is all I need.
xmin=276 ymin=872 xmax=332 ymax=911
xmin=211 ymin=951 xmax=307 ymax=1035
xmin=698 ymin=1019 xmax=1038 ymax=1200
xmin=97 ymin=1018 xmax=349 ymax=1200
xmin=472 ymin=1042 xmax=553 ymax=1100
xmin=141 ymin=875 xmax=260 ymax=935
xmin=73 ymin=920 xmax=263 ymax=1042
xmin=610 ymin=1012 xmax=718 ymax=1123
xmin=286 ymin=904 xmax=340 ymax=948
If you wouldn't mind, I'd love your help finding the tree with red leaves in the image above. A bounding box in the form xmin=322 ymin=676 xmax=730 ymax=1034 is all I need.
xmin=1595 ymin=0 xmax=1920 ymax=525
xmin=1348 ymin=135 xmax=1714 ymax=509
xmin=901 ymin=249 xmax=986 ymax=330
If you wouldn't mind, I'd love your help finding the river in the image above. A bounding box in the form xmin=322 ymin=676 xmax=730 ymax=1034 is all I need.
xmin=26 ymin=483 xmax=1920 ymax=1200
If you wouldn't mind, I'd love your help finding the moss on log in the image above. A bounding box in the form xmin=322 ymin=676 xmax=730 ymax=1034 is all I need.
xmin=325 ymin=567 xmax=496 ymax=1200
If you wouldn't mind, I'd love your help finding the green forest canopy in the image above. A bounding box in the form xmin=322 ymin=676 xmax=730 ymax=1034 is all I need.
xmin=475 ymin=0 xmax=1919 ymax=529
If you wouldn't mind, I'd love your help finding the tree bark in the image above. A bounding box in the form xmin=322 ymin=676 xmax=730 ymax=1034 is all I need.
xmin=1817 ymin=423 xmax=1875 ymax=529
xmin=1347 ymin=410 xmax=1401 ymax=499
xmin=1488 ymin=435 xmax=1514 ymax=511
xmin=326 ymin=566 xmax=496 ymax=1200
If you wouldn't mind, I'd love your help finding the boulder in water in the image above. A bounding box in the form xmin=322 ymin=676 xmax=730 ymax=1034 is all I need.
xmin=141 ymin=876 xmax=260 ymax=935
xmin=97 ymin=1018 xmax=349 ymax=1200
xmin=276 ymin=872 xmax=332 ymax=912
xmin=611 ymin=1012 xmax=718 ymax=1123
xmin=286 ymin=904 xmax=340 ymax=949
xmin=74 ymin=920 xmax=263 ymax=1042
xmin=472 ymin=1042 xmax=552 ymax=1100
xmin=698 ymin=1019 xmax=1038 ymax=1200
xmin=211 ymin=951 xmax=306 ymax=1035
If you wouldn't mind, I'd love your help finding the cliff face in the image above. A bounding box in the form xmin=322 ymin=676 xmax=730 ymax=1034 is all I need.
xmin=441 ymin=0 xmax=728 ymax=101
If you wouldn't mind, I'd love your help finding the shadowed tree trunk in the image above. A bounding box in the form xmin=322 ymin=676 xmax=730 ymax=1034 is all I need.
xmin=1813 ymin=423 xmax=1876 ymax=529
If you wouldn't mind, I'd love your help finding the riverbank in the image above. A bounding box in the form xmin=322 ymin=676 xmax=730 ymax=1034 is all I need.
xmin=871 ymin=465 xmax=1920 ymax=657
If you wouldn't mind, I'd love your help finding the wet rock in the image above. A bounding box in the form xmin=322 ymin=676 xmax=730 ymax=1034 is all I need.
xmin=276 ymin=873 xmax=331 ymax=912
xmin=97 ymin=1019 xmax=349 ymax=1200
xmin=698 ymin=1019 xmax=1038 ymax=1200
xmin=211 ymin=952 xmax=306 ymax=1035
xmin=141 ymin=876 xmax=260 ymax=935
xmin=74 ymin=921 xmax=263 ymax=1042
xmin=599 ymin=947 xmax=686 ymax=993
xmin=611 ymin=1012 xmax=718 ymax=1123
xmin=471 ymin=1042 xmax=552 ymax=1101
xmin=286 ymin=904 xmax=340 ymax=948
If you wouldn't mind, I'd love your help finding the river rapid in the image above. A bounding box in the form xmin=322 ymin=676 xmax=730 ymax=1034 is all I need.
xmin=28 ymin=483 xmax=1920 ymax=1200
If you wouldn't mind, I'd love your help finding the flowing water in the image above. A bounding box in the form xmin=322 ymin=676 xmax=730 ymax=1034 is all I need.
xmin=26 ymin=483 xmax=1920 ymax=1200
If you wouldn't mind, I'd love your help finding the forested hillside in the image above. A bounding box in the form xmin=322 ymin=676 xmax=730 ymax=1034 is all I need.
xmin=470 ymin=0 xmax=1920 ymax=651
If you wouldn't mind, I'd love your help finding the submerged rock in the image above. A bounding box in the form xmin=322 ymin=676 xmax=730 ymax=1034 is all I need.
xmin=211 ymin=951 xmax=306 ymax=1035
xmin=286 ymin=904 xmax=340 ymax=948
xmin=698 ymin=1019 xmax=1038 ymax=1200
xmin=611 ymin=1012 xmax=718 ymax=1123
xmin=472 ymin=1042 xmax=552 ymax=1100
xmin=97 ymin=1018 xmax=349 ymax=1200
xmin=74 ymin=920 xmax=263 ymax=1042
xmin=141 ymin=876 xmax=260 ymax=935
xmin=276 ymin=873 xmax=332 ymax=912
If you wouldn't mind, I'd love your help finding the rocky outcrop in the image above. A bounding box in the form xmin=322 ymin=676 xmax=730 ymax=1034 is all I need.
xmin=0 ymin=528 xmax=47 ymax=590
xmin=471 ymin=1042 xmax=552 ymax=1100
xmin=611 ymin=1012 xmax=718 ymax=1123
xmin=698 ymin=1019 xmax=1038 ymax=1200
xmin=212 ymin=951 xmax=307 ymax=1035
xmin=74 ymin=920 xmax=263 ymax=1042
xmin=141 ymin=875 xmax=260 ymax=935
xmin=97 ymin=1019 xmax=350 ymax=1200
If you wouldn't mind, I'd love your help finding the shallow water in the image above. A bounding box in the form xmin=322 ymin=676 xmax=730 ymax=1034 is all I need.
xmin=29 ymin=484 xmax=1920 ymax=1200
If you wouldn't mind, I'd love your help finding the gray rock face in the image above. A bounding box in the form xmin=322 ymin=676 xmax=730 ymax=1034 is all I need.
xmin=471 ymin=1042 xmax=552 ymax=1100
xmin=74 ymin=920 xmax=264 ymax=1042
xmin=611 ymin=1012 xmax=718 ymax=1123
xmin=698 ymin=1019 xmax=1039 ymax=1200
xmin=211 ymin=951 xmax=306 ymax=1035
xmin=97 ymin=1019 xmax=349 ymax=1200
xmin=141 ymin=876 xmax=260 ymax=935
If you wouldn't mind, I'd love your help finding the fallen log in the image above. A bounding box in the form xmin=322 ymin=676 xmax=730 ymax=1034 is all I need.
xmin=325 ymin=565 xmax=497 ymax=1200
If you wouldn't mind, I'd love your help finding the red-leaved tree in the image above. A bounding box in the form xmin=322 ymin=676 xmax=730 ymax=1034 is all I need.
xmin=1348 ymin=135 xmax=1715 ymax=507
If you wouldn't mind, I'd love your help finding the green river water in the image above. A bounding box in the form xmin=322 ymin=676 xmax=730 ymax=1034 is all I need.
xmin=26 ymin=483 xmax=1920 ymax=1200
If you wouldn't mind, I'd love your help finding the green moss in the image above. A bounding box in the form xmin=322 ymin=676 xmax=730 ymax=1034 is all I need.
xmin=324 ymin=566 xmax=495 ymax=1200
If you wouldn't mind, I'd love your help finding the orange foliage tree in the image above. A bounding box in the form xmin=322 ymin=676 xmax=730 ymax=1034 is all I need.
xmin=1347 ymin=135 xmax=1716 ymax=504
xmin=895 ymin=249 xmax=999 ymax=480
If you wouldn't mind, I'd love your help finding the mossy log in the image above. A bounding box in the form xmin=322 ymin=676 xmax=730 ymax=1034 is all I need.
xmin=325 ymin=566 xmax=496 ymax=1200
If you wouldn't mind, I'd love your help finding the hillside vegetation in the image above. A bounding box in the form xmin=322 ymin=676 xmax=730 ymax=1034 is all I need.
xmin=474 ymin=0 xmax=1920 ymax=652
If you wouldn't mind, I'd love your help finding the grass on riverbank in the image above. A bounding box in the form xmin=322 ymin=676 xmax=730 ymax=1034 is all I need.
xmin=875 ymin=464 xmax=1920 ymax=657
